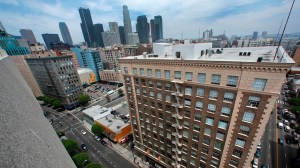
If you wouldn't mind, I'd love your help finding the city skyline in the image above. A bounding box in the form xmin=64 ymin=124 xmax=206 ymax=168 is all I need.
xmin=0 ymin=0 xmax=299 ymax=44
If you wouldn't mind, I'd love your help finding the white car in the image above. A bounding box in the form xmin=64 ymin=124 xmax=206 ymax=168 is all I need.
xmin=283 ymin=120 xmax=289 ymax=125
xmin=278 ymin=122 xmax=283 ymax=129
xmin=81 ymin=130 xmax=86 ymax=135
xmin=252 ymin=158 xmax=258 ymax=168
xmin=257 ymin=142 xmax=261 ymax=150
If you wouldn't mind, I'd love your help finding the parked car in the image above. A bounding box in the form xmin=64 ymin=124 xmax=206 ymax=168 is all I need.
xmin=277 ymin=122 xmax=283 ymax=129
xmin=94 ymin=136 xmax=101 ymax=141
xmin=284 ymin=125 xmax=290 ymax=132
xmin=278 ymin=138 xmax=284 ymax=144
xmin=120 ymin=137 xmax=129 ymax=144
xmin=252 ymin=158 xmax=258 ymax=168
xmin=255 ymin=150 xmax=261 ymax=158
xmin=81 ymin=130 xmax=87 ymax=135
xmin=283 ymin=120 xmax=289 ymax=125
xmin=277 ymin=115 xmax=282 ymax=120
xmin=101 ymin=140 xmax=108 ymax=146
xmin=257 ymin=142 xmax=261 ymax=150
xmin=81 ymin=143 xmax=88 ymax=151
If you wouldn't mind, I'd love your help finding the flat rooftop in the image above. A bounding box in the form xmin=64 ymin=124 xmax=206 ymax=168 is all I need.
xmin=121 ymin=43 xmax=294 ymax=64
xmin=96 ymin=114 xmax=129 ymax=133
xmin=82 ymin=105 xmax=111 ymax=120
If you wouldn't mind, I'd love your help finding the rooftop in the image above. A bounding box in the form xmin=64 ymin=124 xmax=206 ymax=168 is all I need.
xmin=82 ymin=105 xmax=112 ymax=120
xmin=96 ymin=114 xmax=129 ymax=133
xmin=121 ymin=43 xmax=294 ymax=64
xmin=77 ymin=68 xmax=93 ymax=74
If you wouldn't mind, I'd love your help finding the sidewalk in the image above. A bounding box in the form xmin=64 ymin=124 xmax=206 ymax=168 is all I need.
xmin=109 ymin=141 xmax=150 ymax=168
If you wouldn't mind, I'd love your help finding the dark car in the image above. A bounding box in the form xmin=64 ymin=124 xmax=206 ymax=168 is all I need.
xmin=101 ymin=140 xmax=108 ymax=146
xmin=67 ymin=113 xmax=71 ymax=116
xmin=277 ymin=115 xmax=282 ymax=120
xmin=286 ymin=138 xmax=292 ymax=145
xmin=94 ymin=136 xmax=101 ymax=141
xmin=278 ymin=138 xmax=284 ymax=144
xmin=111 ymin=110 xmax=117 ymax=115
xmin=81 ymin=144 xmax=88 ymax=151
xmin=261 ymin=165 xmax=268 ymax=168
xmin=255 ymin=150 xmax=261 ymax=158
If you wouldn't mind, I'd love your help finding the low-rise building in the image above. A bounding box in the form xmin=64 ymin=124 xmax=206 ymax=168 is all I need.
xmin=29 ymin=43 xmax=56 ymax=58
xmin=77 ymin=68 xmax=96 ymax=85
xmin=99 ymin=70 xmax=123 ymax=83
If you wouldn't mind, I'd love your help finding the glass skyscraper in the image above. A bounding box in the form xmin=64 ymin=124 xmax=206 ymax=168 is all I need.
xmin=59 ymin=22 xmax=73 ymax=46
xmin=136 ymin=15 xmax=149 ymax=44
xmin=94 ymin=23 xmax=104 ymax=47
xmin=0 ymin=31 xmax=29 ymax=55
xmin=123 ymin=5 xmax=132 ymax=44
xmin=154 ymin=15 xmax=163 ymax=40
xmin=42 ymin=33 xmax=60 ymax=50
xmin=79 ymin=7 xmax=96 ymax=47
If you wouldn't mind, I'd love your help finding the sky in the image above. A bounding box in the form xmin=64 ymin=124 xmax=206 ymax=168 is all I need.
xmin=0 ymin=0 xmax=299 ymax=44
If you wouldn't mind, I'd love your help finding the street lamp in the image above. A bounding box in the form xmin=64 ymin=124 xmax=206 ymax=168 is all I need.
xmin=81 ymin=159 xmax=88 ymax=168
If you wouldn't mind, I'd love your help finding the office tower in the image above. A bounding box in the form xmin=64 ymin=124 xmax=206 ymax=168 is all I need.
xmin=0 ymin=21 xmax=6 ymax=32
xmin=150 ymin=19 xmax=156 ymax=42
xmin=102 ymin=31 xmax=119 ymax=47
xmin=26 ymin=56 xmax=83 ymax=109
xmin=79 ymin=7 xmax=96 ymax=47
xmin=20 ymin=29 xmax=37 ymax=44
xmin=109 ymin=22 xmax=121 ymax=44
xmin=119 ymin=43 xmax=294 ymax=168
xmin=203 ymin=30 xmax=210 ymax=40
xmin=128 ymin=33 xmax=140 ymax=45
xmin=0 ymin=32 xmax=30 ymax=55
xmin=123 ymin=5 xmax=133 ymax=44
xmin=209 ymin=29 xmax=213 ymax=38
xmin=0 ymin=56 xmax=76 ymax=168
xmin=262 ymin=31 xmax=267 ymax=38
xmin=154 ymin=15 xmax=163 ymax=40
xmin=59 ymin=22 xmax=73 ymax=46
xmin=252 ymin=31 xmax=258 ymax=40
xmin=94 ymin=23 xmax=104 ymax=47
xmin=136 ymin=15 xmax=149 ymax=44
xmin=71 ymin=48 xmax=103 ymax=81
xmin=119 ymin=26 xmax=126 ymax=45
xmin=42 ymin=33 xmax=60 ymax=50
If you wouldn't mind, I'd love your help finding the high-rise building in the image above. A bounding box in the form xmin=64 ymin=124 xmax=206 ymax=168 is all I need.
xmin=26 ymin=56 xmax=83 ymax=109
xmin=262 ymin=31 xmax=267 ymax=38
xmin=71 ymin=48 xmax=103 ymax=81
xmin=109 ymin=22 xmax=121 ymax=44
xmin=119 ymin=26 xmax=126 ymax=45
xmin=20 ymin=29 xmax=37 ymax=45
xmin=0 ymin=21 xmax=6 ymax=32
xmin=59 ymin=22 xmax=73 ymax=46
xmin=136 ymin=15 xmax=149 ymax=44
xmin=16 ymin=38 xmax=30 ymax=50
xmin=79 ymin=7 xmax=96 ymax=47
xmin=101 ymin=31 xmax=119 ymax=47
xmin=119 ymin=43 xmax=294 ymax=168
xmin=203 ymin=30 xmax=210 ymax=40
xmin=209 ymin=29 xmax=213 ymax=38
xmin=42 ymin=33 xmax=60 ymax=50
xmin=150 ymin=19 xmax=156 ymax=42
xmin=0 ymin=32 xmax=30 ymax=55
xmin=128 ymin=33 xmax=140 ymax=45
xmin=59 ymin=50 xmax=80 ymax=69
xmin=94 ymin=23 xmax=104 ymax=47
xmin=123 ymin=5 xmax=133 ymax=44
xmin=0 ymin=56 xmax=76 ymax=168
xmin=154 ymin=15 xmax=163 ymax=40
xmin=252 ymin=31 xmax=258 ymax=40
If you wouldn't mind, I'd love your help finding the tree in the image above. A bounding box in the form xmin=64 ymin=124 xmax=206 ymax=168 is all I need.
xmin=36 ymin=96 xmax=46 ymax=101
xmin=91 ymin=124 xmax=103 ymax=136
xmin=118 ymin=89 xmax=124 ymax=96
xmin=57 ymin=131 xmax=65 ymax=138
xmin=78 ymin=94 xmax=90 ymax=106
xmin=295 ymin=126 xmax=300 ymax=134
xmin=52 ymin=99 xmax=62 ymax=109
xmin=85 ymin=163 xmax=103 ymax=168
xmin=288 ymin=98 xmax=300 ymax=106
xmin=62 ymin=139 xmax=79 ymax=156
xmin=72 ymin=153 xmax=89 ymax=167
xmin=291 ymin=106 xmax=300 ymax=114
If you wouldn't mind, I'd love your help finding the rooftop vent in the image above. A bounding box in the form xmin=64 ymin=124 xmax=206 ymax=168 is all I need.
xmin=257 ymin=57 xmax=263 ymax=62
xmin=239 ymin=52 xmax=243 ymax=56
xmin=108 ymin=120 xmax=113 ymax=123
xmin=117 ymin=126 xmax=121 ymax=129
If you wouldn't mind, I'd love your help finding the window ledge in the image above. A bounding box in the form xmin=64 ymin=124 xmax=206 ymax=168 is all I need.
xmin=232 ymin=155 xmax=241 ymax=159
xmin=238 ymin=133 xmax=249 ymax=137
xmin=246 ymin=105 xmax=258 ymax=109
xmin=235 ymin=145 xmax=244 ymax=149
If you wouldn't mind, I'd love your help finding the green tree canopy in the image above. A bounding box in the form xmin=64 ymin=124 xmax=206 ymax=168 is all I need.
xmin=57 ymin=131 xmax=65 ymax=138
xmin=85 ymin=163 xmax=103 ymax=168
xmin=288 ymin=98 xmax=300 ymax=106
xmin=36 ymin=96 xmax=46 ymax=101
xmin=295 ymin=126 xmax=300 ymax=134
xmin=91 ymin=124 xmax=103 ymax=136
xmin=78 ymin=94 xmax=90 ymax=106
xmin=72 ymin=153 xmax=89 ymax=167
xmin=62 ymin=139 xmax=79 ymax=154
xmin=52 ymin=99 xmax=62 ymax=109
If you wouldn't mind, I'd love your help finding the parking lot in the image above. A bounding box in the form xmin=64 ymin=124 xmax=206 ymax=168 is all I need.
xmin=84 ymin=83 xmax=119 ymax=100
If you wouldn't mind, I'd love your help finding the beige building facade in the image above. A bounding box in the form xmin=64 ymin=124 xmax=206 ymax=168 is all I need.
xmin=99 ymin=70 xmax=123 ymax=83
xmin=119 ymin=43 xmax=294 ymax=168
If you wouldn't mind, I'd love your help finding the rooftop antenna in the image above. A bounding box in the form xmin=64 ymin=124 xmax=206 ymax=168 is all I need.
xmin=273 ymin=0 xmax=295 ymax=62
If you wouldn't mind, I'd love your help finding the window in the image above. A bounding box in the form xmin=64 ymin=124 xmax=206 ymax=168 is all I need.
xmin=184 ymin=99 xmax=191 ymax=107
xmin=147 ymin=69 xmax=152 ymax=77
xmin=186 ymin=72 xmax=193 ymax=81
xmin=214 ymin=141 xmax=223 ymax=150
xmin=150 ymin=91 xmax=154 ymax=97
xmin=196 ymin=101 xmax=203 ymax=109
xmin=242 ymin=112 xmax=255 ymax=123
xmin=239 ymin=125 xmax=250 ymax=135
xmin=175 ymin=71 xmax=181 ymax=79
xmin=208 ymin=104 xmax=216 ymax=113
xmin=165 ymin=83 xmax=171 ymax=91
xmin=143 ymin=89 xmax=146 ymax=96
xmin=221 ymin=107 xmax=231 ymax=117
xmin=218 ymin=120 xmax=228 ymax=130
xmin=227 ymin=76 xmax=238 ymax=87
xmin=201 ymin=155 xmax=207 ymax=162
xmin=213 ymin=152 xmax=220 ymax=159
xmin=164 ymin=70 xmax=170 ymax=79
xmin=211 ymin=74 xmax=221 ymax=85
xmin=206 ymin=117 xmax=214 ymax=126
xmin=193 ymin=134 xmax=199 ymax=141
xmin=166 ymin=95 xmax=171 ymax=102
xmin=235 ymin=139 xmax=246 ymax=148
xmin=198 ymin=73 xmax=206 ymax=83
xmin=140 ymin=68 xmax=145 ymax=75
xmin=127 ymin=87 xmax=132 ymax=92
xmin=157 ymin=93 xmax=162 ymax=100
xmin=224 ymin=92 xmax=234 ymax=102
xmin=183 ymin=130 xmax=189 ymax=138
xmin=183 ymin=121 xmax=189 ymax=128
xmin=192 ymin=143 xmax=198 ymax=150
xmin=230 ymin=160 xmax=239 ymax=167
xmin=209 ymin=90 xmax=218 ymax=99
xmin=233 ymin=149 xmax=243 ymax=158
xmin=136 ymin=88 xmax=140 ymax=94
xmin=197 ymin=88 xmax=205 ymax=97
xmin=184 ymin=110 xmax=190 ymax=118
xmin=133 ymin=68 xmax=138 ymax=75
xmin=195 ymin=112 xmax=201 ymax=121
xmin=149 ymin=80 xmax=153 ymax=87
xmin=194 ymin=124 xmax=200 ymax=131
xmin=191 ymin=151 xmax=197 ymax=158
xmin=185 ymin=87 xmax=192 ymax=95
xmin=252 ymin=79 xmax=269 ymax=92
xmin=124 ymin=67 xmax=128 ymax=74
xmin=203 ymin=138 xmax=210 ymax=145
xmin=216 ymin=132 xmax=225 ymax=141
xmin=247 ymin=96 xmax=260 ymax=108
xmin=202 ymin=147 xmax=208 ymax=154
xmin=211 ymin=160 xmax=219 ymax=167
xmin=204 ymin=128 xmax=211 ymax=136
xmin=156 ymin=82 xmax=162 ymax=89
xmin=155 ymin=69 xmax=161 ymax=78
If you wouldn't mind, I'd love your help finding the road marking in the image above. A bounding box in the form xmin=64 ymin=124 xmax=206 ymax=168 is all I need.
xmin=269 ymin=144 xmax=270 ymax=149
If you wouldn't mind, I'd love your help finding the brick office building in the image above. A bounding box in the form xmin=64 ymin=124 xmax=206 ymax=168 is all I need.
xmin=119 ymin=42 xmax=294 ymax=168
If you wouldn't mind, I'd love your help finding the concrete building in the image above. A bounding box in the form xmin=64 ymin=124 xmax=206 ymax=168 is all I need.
xmin=50 ymin=41 xmax=70 ymax=51
xmin=16 ymin=38 xmax=30 ymax=50
xmin=59 ymin=50 xmax=80 ymax=68
xmin=0 ymin=56 xmax=76 ymax=168
xmin=77 ymin=68 xmax=96 ymax=85
xmin=42 ymin=33 xmax=60 ymax=50
xmin=79 ymin=7 xmax=96 ymax=47
xmin=101 ymin=46 xmax=124 ymax=70
xmin=99 ymin=70 xmax=123 ymax=83
xmin=119 ymin=42 xmax=294 ymax=168
xmin=29 ymin=43 xmax=56 ymax=58
xmin=262 ymin=31 xmax=267 ymax=38
xmin=20 ymin=29 xmax=37 ymax=45
xmin=123 ymin=5 xmax=133 ymax=44
xmin=252 ymin=31 xmax=258 ymax=40
xmin=124 ymin=45 xmax=139 ymax=56
xmin=236 ymin=38 xmax=274 ymax=48
xmin=102 ymin=31 xmax=119 ymax=47
xmin=26 ymin=56 xmax=83 ymax=109
xmin=136 ymin=15 xmax=149 ymax=44
xmin=0 ymin=47 xmax=8 ymax=59
xmin=94 ymin=23 xmax=104 ymax=47
xmin=128 ymin=33 xmax=140 ymax=45
xmin=59 ymin=22 xmax=73 ymax=46
xmin=83 ymin=105 xmax=132 ymax=143
xmin=109 ymin=22 xmax=121 ymax=44
xmin=292 ymin=45 xmax=300 ymax=66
